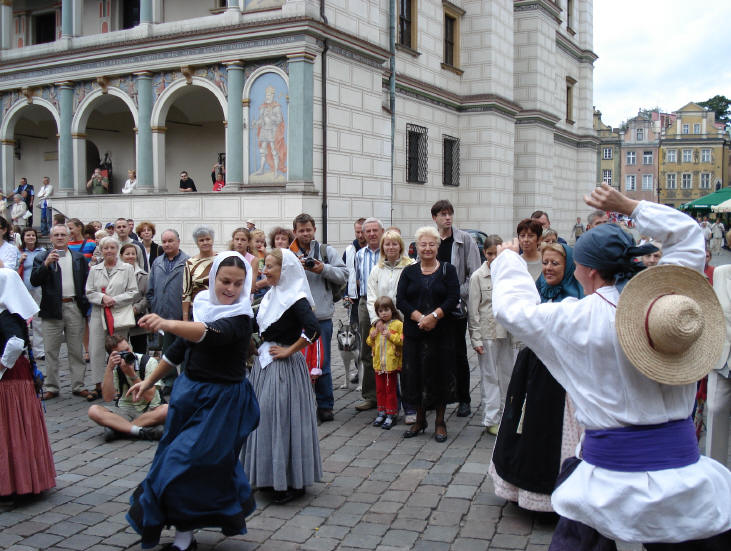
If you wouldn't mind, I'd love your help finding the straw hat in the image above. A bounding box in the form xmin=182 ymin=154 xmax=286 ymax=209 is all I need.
xmin=616 ymin=265 xmax=724 ymax=385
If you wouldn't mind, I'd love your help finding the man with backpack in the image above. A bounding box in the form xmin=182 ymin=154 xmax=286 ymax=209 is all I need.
xmin=290 ymin=213 xmax=349 ymax=422
xmin=87 ymin=335 xmax=168 ymax=441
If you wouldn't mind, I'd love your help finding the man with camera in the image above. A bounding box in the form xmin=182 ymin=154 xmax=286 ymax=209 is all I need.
xmin=87 ymin=335 xmax=167 ymax=441
xmin=290 ymin=213 xmax=348 ymax=423
xmin=30 ymin=224 xmax=89 ymax=400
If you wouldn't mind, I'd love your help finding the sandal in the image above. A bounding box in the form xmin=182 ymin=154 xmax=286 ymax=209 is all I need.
xmin=85 ymin=390 xmax=100 ymax=402
xmin=72 ymin=389 xmax=90 ymax=399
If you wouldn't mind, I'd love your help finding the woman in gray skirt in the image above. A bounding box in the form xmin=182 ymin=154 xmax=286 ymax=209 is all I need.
xmin=243 ymin=248 xmax=323 ymax=504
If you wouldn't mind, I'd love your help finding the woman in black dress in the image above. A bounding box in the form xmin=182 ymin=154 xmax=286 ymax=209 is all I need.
xmin=126 ymin=252 xmax=259 ymax=551
xmin=397 ymin=226 xmax=459 ymax=442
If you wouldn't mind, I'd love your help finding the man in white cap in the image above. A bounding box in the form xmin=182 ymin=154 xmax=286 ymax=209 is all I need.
xmin=246 ymin=220 xmax=256 ymax=231
xmin=491 ymin=183 xmax=730 ymax=550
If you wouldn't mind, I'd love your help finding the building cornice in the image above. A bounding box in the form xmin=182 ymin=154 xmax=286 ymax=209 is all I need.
xmin=554 ymin=128 xmax=599 ymax=149
xmin=391 ymin=73 xmax=522 ymax=117
xmin=513 ymin=0 xmax=563 ymax=24
xmin=515 ymin=109 xmax=561 ymax=129
xmin=555 ymin=31 xmax=598 ymax=64
xmin=0 ymin=18 xmax=390 ymax=90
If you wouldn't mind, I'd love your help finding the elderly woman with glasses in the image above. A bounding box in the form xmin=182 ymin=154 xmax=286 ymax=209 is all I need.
xmin=182 ymin=225 xmax=216 ymax=321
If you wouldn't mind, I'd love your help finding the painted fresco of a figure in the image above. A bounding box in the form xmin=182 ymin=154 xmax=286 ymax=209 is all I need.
xmin=253 ymin=85 xmax=286 ymax=176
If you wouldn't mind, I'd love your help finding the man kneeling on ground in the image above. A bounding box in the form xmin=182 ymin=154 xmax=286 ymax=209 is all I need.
xmin=88 ymin=335 xmax=168 ymax=441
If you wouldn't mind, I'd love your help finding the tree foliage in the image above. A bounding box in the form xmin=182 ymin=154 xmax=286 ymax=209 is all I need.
xmin=698 ymin=95 xmax=730 ymax=125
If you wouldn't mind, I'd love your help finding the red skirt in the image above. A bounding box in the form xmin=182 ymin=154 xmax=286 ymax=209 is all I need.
xmin=0 ymin=356 xmax=56 ymax=496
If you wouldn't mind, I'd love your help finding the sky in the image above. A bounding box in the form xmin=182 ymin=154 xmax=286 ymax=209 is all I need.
xmin=593 ymin=0 xmax=731 ymax=128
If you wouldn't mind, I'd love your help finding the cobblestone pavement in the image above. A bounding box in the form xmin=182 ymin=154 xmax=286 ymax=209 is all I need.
xmin=4 ymin=248 xmax=730 ymax=551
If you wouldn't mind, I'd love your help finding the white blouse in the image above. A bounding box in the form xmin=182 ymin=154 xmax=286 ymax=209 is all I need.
xmin=491 ymin=200 xmax=731 ymax=543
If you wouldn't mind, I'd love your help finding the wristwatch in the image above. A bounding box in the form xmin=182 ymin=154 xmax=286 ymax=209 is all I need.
xmin=431 ymin=312 xmax=438 ymax=319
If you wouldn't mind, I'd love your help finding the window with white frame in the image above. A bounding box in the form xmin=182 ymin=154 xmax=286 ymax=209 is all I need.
xmin=701 ymin=149 xmax=711 ymax=162
xmin=667 ymin=149 xmax=677 ymax=162
xmin=693 ymin=123 xmax=701 ymax=134
xmin=682 ymin=149 xmax=692 ymax=162
xmin=682 ymin=123 xmax=689 ymax=134
xmin=681 ymin=173 xmax=692 ymax=189
xmin=666 ymin=173 xmax=677 ymax=189
xmin=625 ymin=175 xmax=636 ymax=191
xmin=643 ymin=151 xmax=653 ymax=164
xmin=636 ymin=128 xmax=644 ymax=141
xmin=700 ymin=173 xmax=711 ymax=189
xmin=603 ymin=147 xmax=613 ymax=160
xmin=626 ymin=151 xmax=636 ymax=165
xmin=642 ymin=174 xmax=653 ymax=190
xmin=603 ymin=169 xmax=612 ymax=185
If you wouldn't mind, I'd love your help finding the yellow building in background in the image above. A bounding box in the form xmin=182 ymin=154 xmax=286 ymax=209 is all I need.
xmin=659 ymin=103 xmax=730 ymax=208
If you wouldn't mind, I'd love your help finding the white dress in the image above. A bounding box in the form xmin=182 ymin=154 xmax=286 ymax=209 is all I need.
xmin=491 ymin=200 xmax=731 ymax=543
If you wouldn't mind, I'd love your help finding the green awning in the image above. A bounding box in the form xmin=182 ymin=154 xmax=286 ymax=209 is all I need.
xmin=678 ymin=187 xmax=731 ymax=210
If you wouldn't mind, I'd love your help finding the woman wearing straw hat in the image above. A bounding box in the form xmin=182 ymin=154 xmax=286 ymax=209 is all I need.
xmin=491 ymin=183 xmax=730 ymax=550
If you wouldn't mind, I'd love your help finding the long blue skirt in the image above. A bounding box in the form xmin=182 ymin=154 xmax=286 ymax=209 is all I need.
xmin=127 ymin=372 xmax=260 ymax=548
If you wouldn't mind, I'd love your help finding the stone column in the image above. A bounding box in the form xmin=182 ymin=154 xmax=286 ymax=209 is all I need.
xmin=227 ymin=0 xmax=240 ymax=10
xmin=61 ymin=0 xmax=73 ymax=37
xmin=224 ymin=61 xmax=244 ymax=189
xmin=72 ymin=133 xmax=86 ymax=195
xmin=1 ymin=140 xmax=14 ymax=195
xmin=58 ymin=83 xmax=74 ymax=193
xmin=151 ymin=127 xmax=166 ymax=192
xmin=0 ymin=1 xmax=12 ymax=50
xmin=140 ymin=0 xmax=152 ymax=24
xmin=135 ymin=72 xmax=154 ymax=191
xmin=286 ymin=52 xmax=315 ymax=190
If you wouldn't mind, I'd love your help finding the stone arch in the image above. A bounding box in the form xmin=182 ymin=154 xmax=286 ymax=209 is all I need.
xmin=71 ymin=87 xmax=139 ymax=134
xmin=151 ymin=76 xmax=228 ymax=127
xmin=242 ymin=65 xmax=289 ymax=99
xmin=0 ymin=97 xmax=60 ymax=140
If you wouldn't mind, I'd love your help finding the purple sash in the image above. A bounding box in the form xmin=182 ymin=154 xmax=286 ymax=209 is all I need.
xmin=582 ymin=417 xmax=699 ymax=472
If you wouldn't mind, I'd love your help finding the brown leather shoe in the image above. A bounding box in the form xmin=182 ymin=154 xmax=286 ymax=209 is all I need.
xmin=42 ymin=391 xmax=59 ymax=400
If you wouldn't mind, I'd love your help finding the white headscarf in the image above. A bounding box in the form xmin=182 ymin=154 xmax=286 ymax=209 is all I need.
xmin=256 ymin=248 xmax=315 ymax=334
xmin=192 ymin=251 xmax=254 ymax=323
xmin=0 ymin=268 xmax=39 ymax=320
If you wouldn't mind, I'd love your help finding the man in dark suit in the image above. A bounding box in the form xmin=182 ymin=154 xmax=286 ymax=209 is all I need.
xmin=31 ymin=224 xmax=90 ymax=399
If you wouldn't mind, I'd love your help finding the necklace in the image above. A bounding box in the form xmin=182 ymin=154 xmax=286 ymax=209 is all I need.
xmin=421 ymin=261 xmax=439 ymax=275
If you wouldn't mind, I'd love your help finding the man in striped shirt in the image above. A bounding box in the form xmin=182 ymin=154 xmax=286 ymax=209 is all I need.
xmin=354 ymin=217 xmax=384 ymax=411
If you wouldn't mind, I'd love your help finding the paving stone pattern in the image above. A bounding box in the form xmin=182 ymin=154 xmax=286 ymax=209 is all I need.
xmin=11 ymin=250 xmax=731 ymax=551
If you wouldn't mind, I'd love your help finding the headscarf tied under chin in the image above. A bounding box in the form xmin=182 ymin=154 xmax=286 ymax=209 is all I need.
xmin=573 ymin=222 xmax=658 ymax=293
xmin=536 ymin=243 xmax=584 ymax=303
xmin=192 ymin=251 xmax=254 ymax=323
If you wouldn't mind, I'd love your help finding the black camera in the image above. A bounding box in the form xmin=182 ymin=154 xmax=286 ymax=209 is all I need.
xmin=118 ymin=351 xmax=136 ymax=364
xmin=304 ymin=258 xmax=316 ymax=269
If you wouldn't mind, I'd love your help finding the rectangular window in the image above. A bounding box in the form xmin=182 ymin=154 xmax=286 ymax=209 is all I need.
xmin=626 ymin=151 xmax=636 ymax=165
xmin=602 ymin=169 xmax=612 ymax=185
xmin=667 ymin=149 xmax=677 ymax=162
xmin=444 ymin=14 xmax=456 ymax=66
xmin=122 ymin=0 xmax=141 ymax=29
xmin=694 ymin=123 xmax=701 ymax=134
xmin=682 ymin=123 xmax=689 ymax=134
xmin=602 ymin=147 xmax=612 ymax=160
xmin=636 ymin=128 xmax=644 ymax=141
xmin=701 ymin=149 xmax=711 ymax=163
xmin=442 ymin=136 xmax=460 ymax=187
xmin=625 ymin=175 xmax=636 ymax=191
xmin=642 ymin=174 xmax=653 ymax=190
xmin=666 ymin=173 xmax=677 ymax=189
xmin=643 ymin=151 xmax=653 ymax=165
xmin=682 ymin=149 xmax=692 ymax=162
xmin=567 ymin=0 xmax=574 ymax=29
xmin=681 ymin=173 xmax=692 ymax=189
xmin=565 ymin=81 xmax=575 ymax=124
xmin=406 ymin=124 xmax=428 ymax=184
xmin=398 ymin=0 xmax=415 ymax=49
xmin=700 ymin=173 xmax=711 ymax=189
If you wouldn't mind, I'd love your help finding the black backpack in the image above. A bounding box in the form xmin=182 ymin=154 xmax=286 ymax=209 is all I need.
xmin=313 ymin=242 xmax=347 ymax=303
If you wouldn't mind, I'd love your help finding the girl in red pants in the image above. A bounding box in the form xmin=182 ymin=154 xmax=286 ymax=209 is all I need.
xmin=367 ymin=296 xmax=403 ymax=430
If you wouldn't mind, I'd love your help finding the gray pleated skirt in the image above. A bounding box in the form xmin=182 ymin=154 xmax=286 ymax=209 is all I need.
xmin=242 ymin=351 xmax=322 ymax=492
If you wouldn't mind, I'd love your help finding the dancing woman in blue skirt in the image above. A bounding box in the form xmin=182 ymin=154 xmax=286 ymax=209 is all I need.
xmin=126 ymin=252 xmax=259 ymax=550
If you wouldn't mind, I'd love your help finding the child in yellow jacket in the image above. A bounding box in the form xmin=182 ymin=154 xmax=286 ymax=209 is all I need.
xmin=366 ymin=296 xmax=403 ymax=430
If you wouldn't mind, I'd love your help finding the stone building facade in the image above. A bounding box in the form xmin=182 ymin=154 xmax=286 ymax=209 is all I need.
xmin=620 ymin=113 xmax=660 ymax=203
xmin=0 ymin=0 xmax=597 ymax=251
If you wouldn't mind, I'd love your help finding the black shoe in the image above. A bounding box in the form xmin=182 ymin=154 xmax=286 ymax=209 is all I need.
xmin=161 ymin=539 xmax=197 ymax=551
xmin=317 ymin=408 xmax=334 ymax=422
xmin=272 ymin=490 xmax=295 ymax=504
xmin=381 ymin=415 xmax=396 ymax=430
xmin=403 ymin=423 xmax=427 ymax=438
xmin=350 ymin=373 xmax=359 ymax=384
xmin=138 ymin=426 xmax=164 ymax=441
xmin=456 ymin=402 xmax=471 ymax=417
xmin=434 ymin=422 xmax=448 ymax=443
xmin=36 ymin=355 xmax=45 ymax=361
xmin=103 ymin=427 xmax=121 ymax=442
xmin=373 ymin=413 xmax=386 ymax=427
